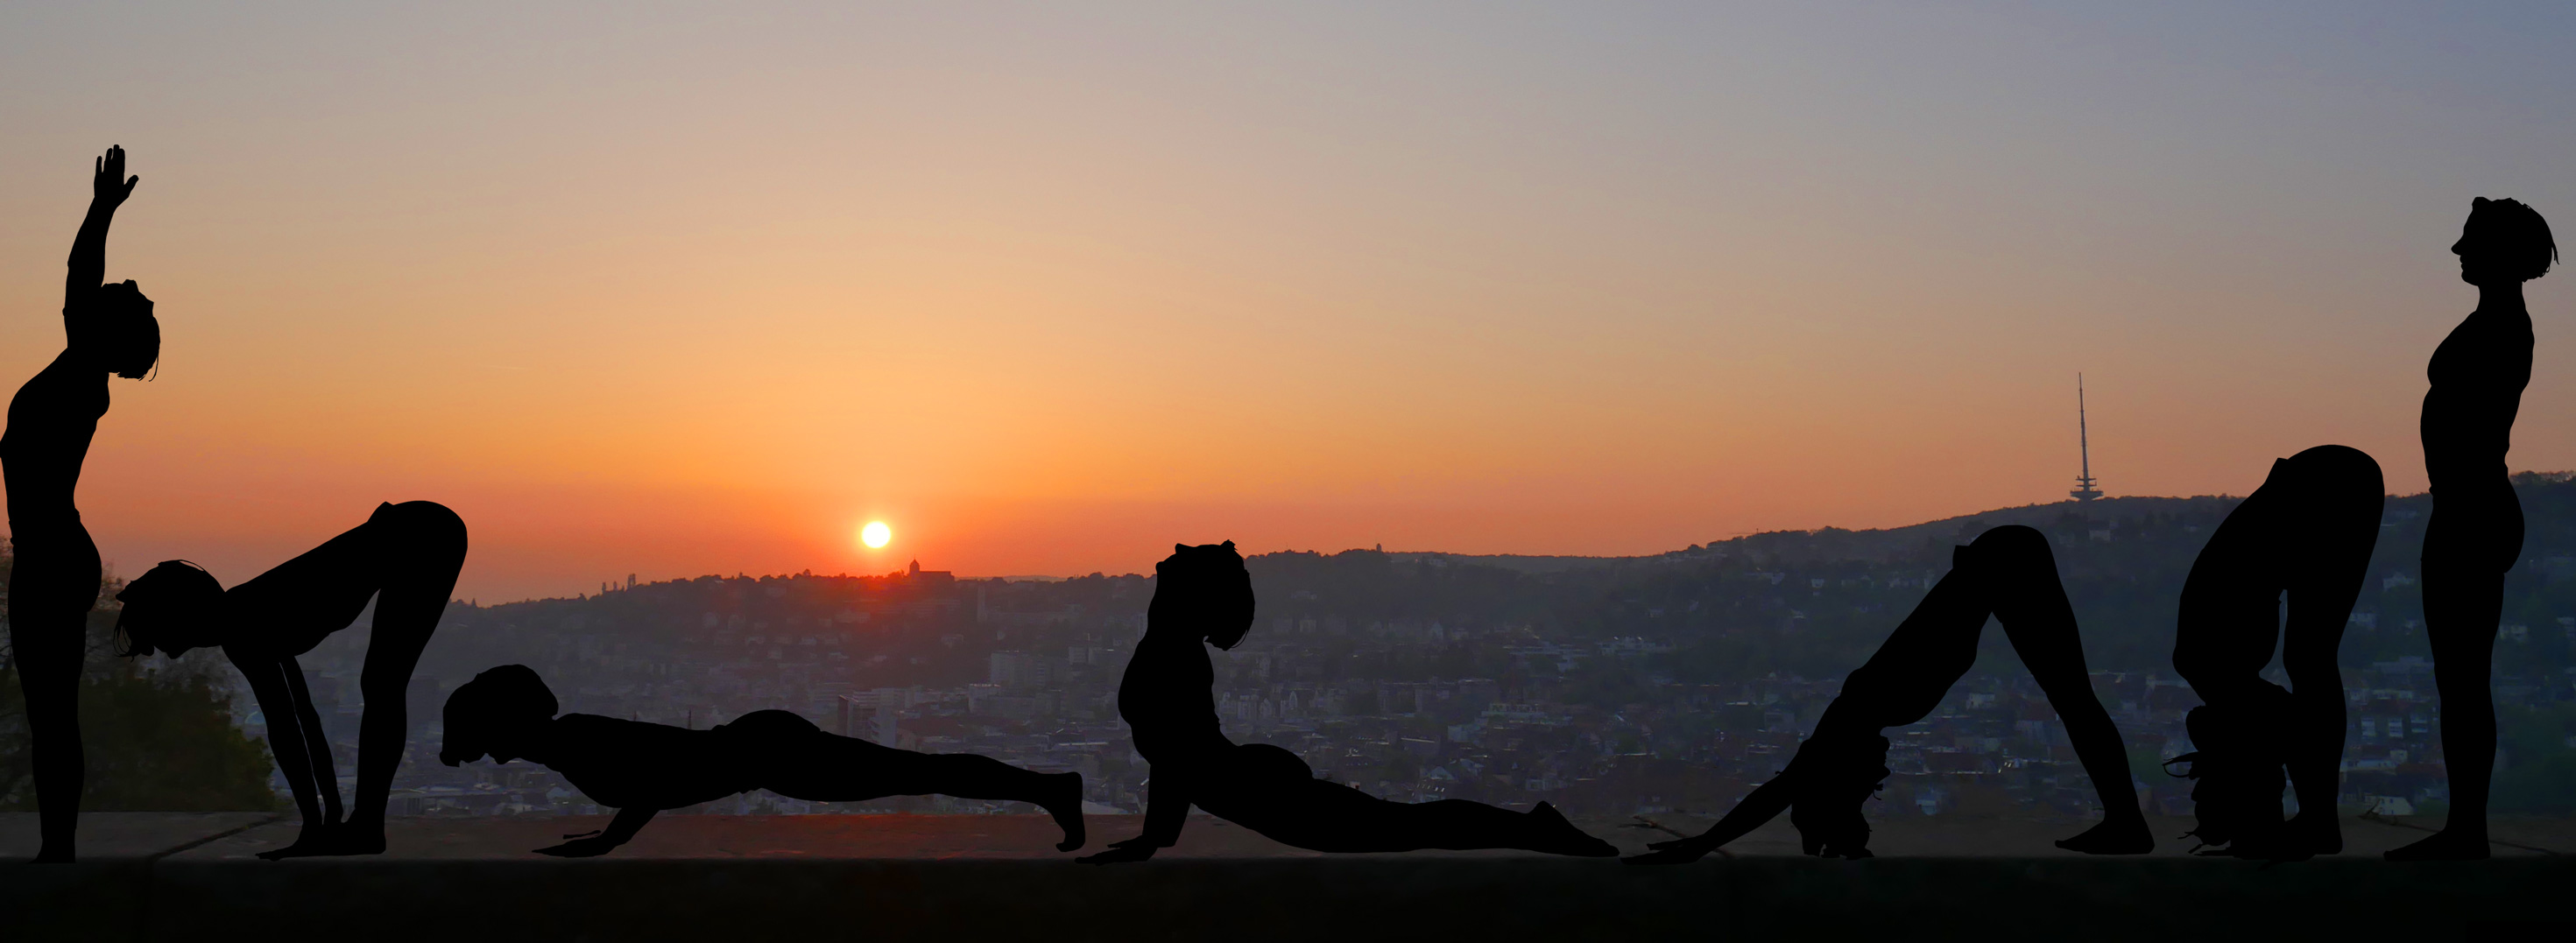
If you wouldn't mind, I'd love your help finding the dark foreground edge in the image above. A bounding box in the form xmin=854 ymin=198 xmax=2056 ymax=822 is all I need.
xmin=7 ymin=855 xmax=2571 ymax=942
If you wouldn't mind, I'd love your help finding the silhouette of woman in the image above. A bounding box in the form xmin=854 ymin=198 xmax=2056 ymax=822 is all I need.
xmin=111 ymin=501 xmax=468 ymax=859
xmin=1625 ymin=524 xmax=2151 ymax=864
xmin=439 ymin=665 xmax=1087 ymax=856
xmin=2387 ymin=199 xmax=2553 ymax=862
xmin=1078 ymin=542 xmax=1616 ymax=864
xmin=4 ymin=145 xmax=154 ymax=863
xmin=2169 ymin=445 xmax=2382 ymax=860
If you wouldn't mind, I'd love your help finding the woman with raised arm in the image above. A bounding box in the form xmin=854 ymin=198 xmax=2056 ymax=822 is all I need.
xmin=111 ymin=500 xmax=468 ymax=859
xmin=1078 ymin=542 xmax=1616 ymax=864
xmin=4 ymin=145 xmax=155 ymax=863
xmin=2388 ymin=199 xmax=2554 ymax=862
xmin=1624 ymin=524 xmax=2153 ymax=864
xmin=439 ymin=665 xmax=1088 ymax=857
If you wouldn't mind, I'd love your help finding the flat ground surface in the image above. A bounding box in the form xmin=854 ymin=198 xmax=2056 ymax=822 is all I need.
xmin=7 ymin=809 xmax=2571 ymax=860
xmin=4 ymin=812 xmax=2570 ymax=941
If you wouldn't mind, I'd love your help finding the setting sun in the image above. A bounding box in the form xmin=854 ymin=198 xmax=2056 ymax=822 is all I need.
xmin=860 ymin=521 xmax=893 ymax=550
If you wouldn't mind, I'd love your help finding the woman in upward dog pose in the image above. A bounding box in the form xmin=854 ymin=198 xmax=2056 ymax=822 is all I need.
xmin=1625 ymin=524 xmax=2152 ymax=864
xmin=2388 ymin=199 xmax=2554 ymax=862
xmin=440 ymin=665 xmax=1087 ymax=856
xmin=1078 ymin=542 xmax=1615 ymax=864
xmin=2168 ymin=445 xmax=2383 ymax=861
xmin=4 ymin=146 xmax=156 ymax=863
xmin=111 ymin=501 xmax=469 ymax=859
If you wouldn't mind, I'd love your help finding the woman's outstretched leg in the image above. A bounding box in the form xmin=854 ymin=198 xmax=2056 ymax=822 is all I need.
xmin=765 ymin=731 xmax=1087 ymax=851
xmin=1194 ymin=748 xmax=1613 ymax=857
xmin=346 ymin=502 xmax=469 ymax=854
xmin=1976 ymin=525 xmax=2151 ymax=854
xmin=1281 ymin=790 xmax=1613 ymax=855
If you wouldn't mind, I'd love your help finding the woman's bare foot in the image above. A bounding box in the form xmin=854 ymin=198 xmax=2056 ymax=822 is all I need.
xmin=255 ymin=823 xmax=356 ymax=861
xmin=2054 ymin=818 xmax=2154 ymax=855
xmin=2386 ymin=828 xmax=2488 ymax=862
xmin=2283 ymin=812 xmax=2340 ymax=857
xmin=255 ymin=838 xmax=341 ymax=861
xmin=329 ymin=825 xmax=389 ymax=855
xmin=1044 ymin=772 xmax=1088 ymax=852
xmin=1526 ymin=802 xmax=1618 ymax=857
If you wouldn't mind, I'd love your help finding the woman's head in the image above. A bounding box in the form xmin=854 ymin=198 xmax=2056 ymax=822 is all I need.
xmin=75 ymin=280 xmax=159 ymax=378
xmin=2454 ymin=197 xmax=2556 ymax=285
xmin=441 ymin=665 xmax=559 ymax=766
xmin=1150 ymin=541 xmax=1256 ymax=650
xmin=113 ymin=559 xmax=226 ymax=658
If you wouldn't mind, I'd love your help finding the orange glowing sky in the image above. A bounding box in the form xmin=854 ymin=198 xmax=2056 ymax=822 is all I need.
xmin=7 ymin=4 xmax=2576 ymax=599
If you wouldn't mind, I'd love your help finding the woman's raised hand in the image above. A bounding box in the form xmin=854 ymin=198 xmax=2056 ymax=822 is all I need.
xmin=92 ymin=145 xmax=138 ymax=208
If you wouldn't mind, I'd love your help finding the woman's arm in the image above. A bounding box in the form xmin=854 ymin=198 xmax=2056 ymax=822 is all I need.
xmin=232 ymin=651 xmax=332 ymax=831
xmin=534 ymin=806 xmax=659 ymax=857
xmin=1079 ymin=763 xmax=1195 ymax=863
xmin=279 ymin=659 xmax=347 ymax=826
xmin=1623 ymin=774 xmax=1796 ymax=865
xmin=65 ymin=146 xmax=138 ymax=317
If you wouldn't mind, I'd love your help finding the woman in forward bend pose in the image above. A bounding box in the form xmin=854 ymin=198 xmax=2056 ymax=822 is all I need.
xmin=2169 ymin=445 xmax=2383 ymax=860
xmin=4 ymin=146 xmax=155 ymax=863
xmin=439 ymin=665 xmax=1089 ymax=856
xmin=2387 ymin=199 xmax=2553 ymax=862
xmin=1079 ymin=542 xmax=1616 ymax=864
xmin=111 ymin=501 xmax=468 ymax=858
xmin=1626 ymin=524 xmax=2151 ymax=864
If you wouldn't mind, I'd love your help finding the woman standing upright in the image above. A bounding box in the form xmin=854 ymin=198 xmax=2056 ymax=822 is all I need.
xmin=3 ymin=146 xmax=156 ymax=863
xmin=2389 ymin=198 xmax=2554 ymax=862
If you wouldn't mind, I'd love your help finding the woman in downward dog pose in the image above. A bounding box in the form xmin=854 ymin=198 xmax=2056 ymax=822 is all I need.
xmin=1626 ymin=524 xmax=2152 ymax=864
xmin=439 ymin=665 xmax=1087 ymax=856
xmin=111 ymin=501 xmax=469 ymax=859
xmin=4 ymin=145 xmax=156 ymax=863
xmin=1079 ymin=542 xmax=1615 ymax=863
xmin=2389 ymin=199 xmax=2553 ymax=862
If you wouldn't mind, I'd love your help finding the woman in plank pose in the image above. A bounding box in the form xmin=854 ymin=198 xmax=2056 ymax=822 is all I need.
xmin=112 ymin=500 xmax=468 ymax=858
xmin=1078 ymin=542 xmax=1615 ymax=863
xmin=5 ymin=145 xmax=155 ymax=863
xmin=439 ymin=664 xmax=1088 ymax=856
xmin=2388 ymin=199 xmax=2554 ymax=862
xmin=1624 ymin=524 xmax=2154 ymax=863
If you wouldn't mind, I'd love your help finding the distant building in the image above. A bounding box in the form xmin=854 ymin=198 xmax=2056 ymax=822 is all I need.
xmin=990 ymin=651 xmax=1041 ymax=688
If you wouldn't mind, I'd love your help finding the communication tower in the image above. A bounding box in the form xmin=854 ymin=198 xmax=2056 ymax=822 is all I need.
xmin=2071 ymin=374 xmax=2103 ymax=502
